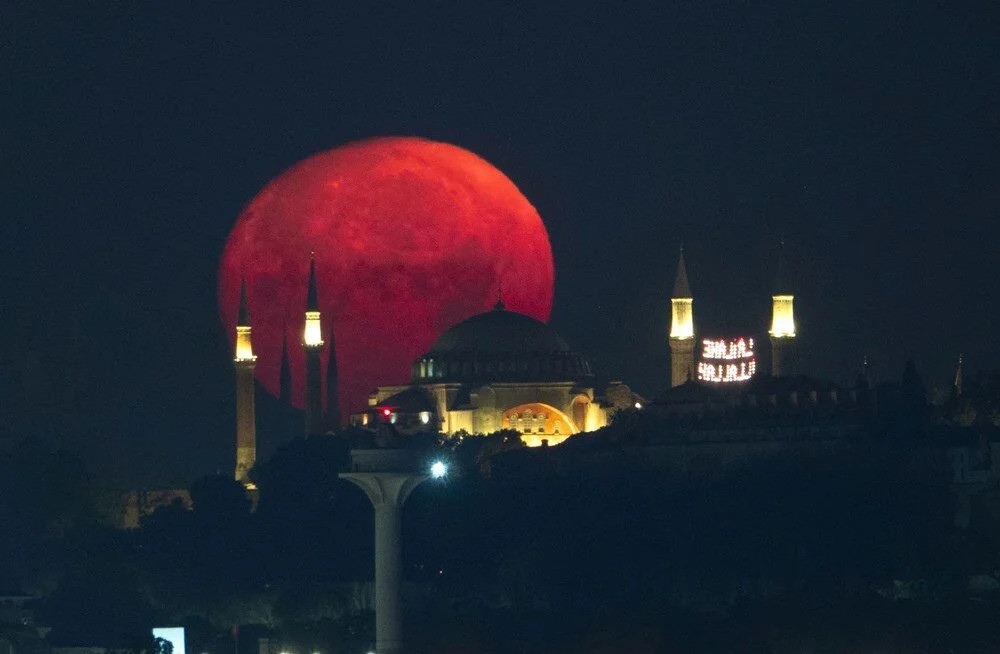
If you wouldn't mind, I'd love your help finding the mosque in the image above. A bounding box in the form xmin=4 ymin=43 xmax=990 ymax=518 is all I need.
xmin=228 ymin=248 xmax=798 ymax=482
xmin=355 ymin=299 xmax=640 ymax=447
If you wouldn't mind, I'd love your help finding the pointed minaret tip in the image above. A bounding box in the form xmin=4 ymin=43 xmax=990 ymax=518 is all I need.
xmin=238 ymin=278 xmax=251 ymax=326
xmin=306 ymin=253 xmax=319 ymax=311
xmin=672 ymin=247 xmax=691 ymax=298
xmin=494 ymin=280 xmax=506 ymax=311
xmin=773 ymin=238 xmax=792 ymax=295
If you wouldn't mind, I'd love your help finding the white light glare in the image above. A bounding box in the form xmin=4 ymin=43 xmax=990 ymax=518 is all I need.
xmin=430 ymin=460 xmax=447 ymax=479
xmin=634 ymin=402 xmax=643 ymax=409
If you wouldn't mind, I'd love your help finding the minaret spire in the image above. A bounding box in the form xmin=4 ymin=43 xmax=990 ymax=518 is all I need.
xmin=302 ymin=253 xmax=325 ymax=436
xmin=669 ymin=246 xmax=695 ymax=387
xmin=673 ymin=245 xmax=691 ymax=298
xmin=325 ymin=323 xmax=341 ymax=431
xmin=306 ymin=251 xmax=320 ymax=311
xmin=772 ymin=237 xmax=792 ymax=295
xmin=769 ymin=239 xmax=797 ymax=376
xmin=233 ymin=278 xmax=257 ymax=484
xmin=238 ymin=279 xmax=251 ymax=326
xmin=279 ymin=326 xmax=292 ymax=405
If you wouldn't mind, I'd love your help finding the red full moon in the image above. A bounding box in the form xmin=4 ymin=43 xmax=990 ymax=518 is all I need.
xmin=218 ymin=137 xmax=554 ymax=418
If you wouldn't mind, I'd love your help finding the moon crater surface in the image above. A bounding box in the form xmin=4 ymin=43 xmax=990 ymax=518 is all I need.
xmin=219 ymin=137 xmax=555 ymax=416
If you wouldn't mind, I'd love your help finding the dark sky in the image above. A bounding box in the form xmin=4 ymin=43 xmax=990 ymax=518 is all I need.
xmin=6 ymin=2 xmax=999 ymax=485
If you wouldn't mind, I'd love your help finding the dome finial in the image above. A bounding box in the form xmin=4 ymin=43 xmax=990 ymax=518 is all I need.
xmin=494 ymin=280 xmax=506 ymax=311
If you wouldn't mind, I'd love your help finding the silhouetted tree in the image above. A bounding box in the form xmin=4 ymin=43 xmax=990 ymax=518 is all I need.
xmin=190 ymin=474 xmax=251 ymax=519
xmin=252 ymin=436 xmax=371 ymax=583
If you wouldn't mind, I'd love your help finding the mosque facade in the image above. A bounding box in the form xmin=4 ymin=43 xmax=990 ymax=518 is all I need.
xmin=353 ymin=299 xmax=639 ymax=447
xmin=229 ymin=247 xmax=795 ymax=479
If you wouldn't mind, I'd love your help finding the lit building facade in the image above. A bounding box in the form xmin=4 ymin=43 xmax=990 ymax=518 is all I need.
xmin=354 ymin=300 xmax=640 ymax=447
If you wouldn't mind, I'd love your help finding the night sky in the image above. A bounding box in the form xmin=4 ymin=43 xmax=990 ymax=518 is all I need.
xmin=7 ymin=2 xmax=999 ymax=485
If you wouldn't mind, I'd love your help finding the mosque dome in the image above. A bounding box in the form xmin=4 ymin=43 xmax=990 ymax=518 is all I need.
xmin=411 ymin=302 xmax=593 ymax=383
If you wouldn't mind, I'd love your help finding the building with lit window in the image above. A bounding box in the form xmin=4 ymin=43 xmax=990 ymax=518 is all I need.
xmin=353 ymin=299 xmax=640 ymax=446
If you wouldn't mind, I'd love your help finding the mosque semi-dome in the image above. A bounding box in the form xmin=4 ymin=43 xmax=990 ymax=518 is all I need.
xmin=411 ymin=301 xmax=594 ymax=383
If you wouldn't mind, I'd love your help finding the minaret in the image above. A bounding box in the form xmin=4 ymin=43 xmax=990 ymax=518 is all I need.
xmin=279 ymin=328 xmax=292 ymax=405
xmin=669 ymin=247 xmax=695 ymax=387
xmin=325 ymin=324 xmax=341 ymax=431
xmin=302 ymin=254 xmax=325 ymax=436
xmin=769 ymin=243 xmax=796 ymax=377
xmin=233 ymin=279 xmax=257 ymax=483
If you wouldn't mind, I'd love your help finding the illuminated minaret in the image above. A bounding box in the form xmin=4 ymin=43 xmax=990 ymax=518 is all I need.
xmin=669 ymin=247 xmax=695 ymax=387
xmin=325 ymin=325 xmax=341 ymax=431
xmin=302 ymin=254 xmax=325 ymax=436
xmin=768 ymin=244 xmax=796 ymax=377
xmin=233 ymin=279 xmax=257 ymax=483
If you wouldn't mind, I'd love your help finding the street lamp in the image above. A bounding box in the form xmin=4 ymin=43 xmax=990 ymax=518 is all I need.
xmin=429 ymin=460 xmax=447 ymax=479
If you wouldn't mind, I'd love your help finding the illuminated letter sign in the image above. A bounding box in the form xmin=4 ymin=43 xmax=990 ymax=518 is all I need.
xmin=697 ymin=337 xmax=756 ymax=383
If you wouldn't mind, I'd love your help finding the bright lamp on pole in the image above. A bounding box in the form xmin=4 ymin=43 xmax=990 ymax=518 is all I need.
xmin=430 ymin=460 xmax=447 ymax=479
